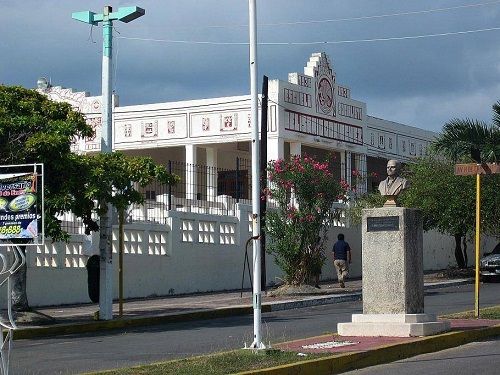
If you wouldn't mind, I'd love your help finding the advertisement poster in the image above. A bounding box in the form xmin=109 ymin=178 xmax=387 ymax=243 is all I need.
xmin=0 ymin=173 xmax=38 ymax=240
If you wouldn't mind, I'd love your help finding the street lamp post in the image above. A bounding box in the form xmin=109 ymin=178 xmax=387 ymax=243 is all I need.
xmin=72 ymin=5 xmax=145 ymax=320
xmin=248 ymin=0 xmax=264 ymax=349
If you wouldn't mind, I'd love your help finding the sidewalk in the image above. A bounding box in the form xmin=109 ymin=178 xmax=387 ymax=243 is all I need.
xmin=238 ymin=319 xmax=500 ymax=375
xmin=12 ymin=273 xmax=473 ymax=340
xmin=12 ymin=275 xmax=500 ymax=375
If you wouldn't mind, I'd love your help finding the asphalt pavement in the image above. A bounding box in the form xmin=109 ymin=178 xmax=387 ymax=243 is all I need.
xmin=8 ymin=274 xmax=500 ymax=375
xmin=12 ymin=273 xmax=471 ymax=338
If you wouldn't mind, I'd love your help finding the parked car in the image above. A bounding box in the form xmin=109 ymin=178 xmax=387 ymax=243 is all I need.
xmin=480 ymin=242 xmax=500 ymax=281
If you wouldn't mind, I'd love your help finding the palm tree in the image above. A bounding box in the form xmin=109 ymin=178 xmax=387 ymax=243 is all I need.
xmin=433 ymin=101 xmax=500 ymax=163
xmin=493 ymin=101 xmax=500 ymax=128
xmin=431 ymin=101 xmax=500 ymax=268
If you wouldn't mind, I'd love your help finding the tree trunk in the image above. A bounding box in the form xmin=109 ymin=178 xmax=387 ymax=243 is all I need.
xmin=454 ymin=234 xmax=466 ymax=269
xmin=118 ymin=208 xmax=124 ymax=317
xmin=11 ymin=244 xmax=30 ymax=311
xmin=462 ymin=236 xmax=468 ymax=267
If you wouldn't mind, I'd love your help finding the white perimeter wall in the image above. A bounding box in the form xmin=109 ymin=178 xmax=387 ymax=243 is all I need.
xmin=1 ymin=205 xmax=495 ymax=307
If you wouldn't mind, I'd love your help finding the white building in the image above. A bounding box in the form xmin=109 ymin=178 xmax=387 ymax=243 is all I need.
xmin=40 ymin=52 xmax=436 ymax=202
xmin=15 ymin=52 xmax=469 ymax=308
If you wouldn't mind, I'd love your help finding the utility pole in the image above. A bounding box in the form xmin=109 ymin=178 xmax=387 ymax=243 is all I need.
xmin=72 ymin=5 xmax=145 ymax=320
xmin=248 ymin=0 xmax=264 ymax=349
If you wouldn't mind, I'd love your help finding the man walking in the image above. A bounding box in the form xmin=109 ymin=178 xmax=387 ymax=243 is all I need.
xmin=332 ymin=233 xmax=351 ymax=288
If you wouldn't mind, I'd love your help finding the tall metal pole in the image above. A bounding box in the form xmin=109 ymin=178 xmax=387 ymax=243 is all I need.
xmin=99 ymin=5 xmax=114 ymax=321
xmin=260 ymin=76 xmax=269 ymax=293
xmin=73 ymin=5 xmax=145 ymax=321
xmin=474 ymin=170 xmax=481 ymax=318
xmin=248 ymin=0 xmax=264 ymax=349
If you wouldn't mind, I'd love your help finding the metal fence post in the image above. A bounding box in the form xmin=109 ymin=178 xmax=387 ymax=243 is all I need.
xmin=236 ymin=157 xmax=241 ymax=203
xmin=167 ymin=160 xmax=172 ymax=211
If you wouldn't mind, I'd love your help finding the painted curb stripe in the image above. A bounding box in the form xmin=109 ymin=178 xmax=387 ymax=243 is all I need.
xmin=235 ymin=325 xmax=500 ymax=375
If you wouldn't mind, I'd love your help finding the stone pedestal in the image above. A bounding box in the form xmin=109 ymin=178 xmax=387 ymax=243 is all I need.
xmin=337 ymin=207 xmax=450 ymax=337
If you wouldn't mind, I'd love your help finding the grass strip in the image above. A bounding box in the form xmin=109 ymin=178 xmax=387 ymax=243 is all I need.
xmin=87 ymin=349 xmax=330 ymax=375
xmin=440 ymin=305 xmax=500 ymax=319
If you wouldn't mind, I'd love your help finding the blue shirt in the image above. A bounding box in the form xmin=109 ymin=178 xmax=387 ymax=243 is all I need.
xmin=333 ymin=240 xmax=351 ymax=260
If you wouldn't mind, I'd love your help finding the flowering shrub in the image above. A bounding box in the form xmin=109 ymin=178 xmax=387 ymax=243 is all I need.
xmin=264 ymin=155 xmax=345 ymax=285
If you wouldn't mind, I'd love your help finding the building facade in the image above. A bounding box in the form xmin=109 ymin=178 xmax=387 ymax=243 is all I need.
xmin=11 ymin=52 xmax=482 ymax=308
xmin=39 ymin=52 xmax=436 ymax=203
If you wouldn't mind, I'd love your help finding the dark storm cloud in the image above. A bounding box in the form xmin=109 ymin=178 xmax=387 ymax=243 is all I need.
xmin=1 ymin=0 xmax=499 ymax=132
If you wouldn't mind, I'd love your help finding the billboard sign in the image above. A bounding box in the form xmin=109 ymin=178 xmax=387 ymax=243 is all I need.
xmin=0 ymin=173 xmax=39 ymax=240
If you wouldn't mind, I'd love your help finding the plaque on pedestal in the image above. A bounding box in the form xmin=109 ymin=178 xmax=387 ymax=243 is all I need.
xmin=337 ymin=207 xmax=450 ymax=337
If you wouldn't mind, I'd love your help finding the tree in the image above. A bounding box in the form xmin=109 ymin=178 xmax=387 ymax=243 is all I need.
xmin=77 ymin=152 xmax=179 ymax=315
xmin=347 ymin=191 xmax=386 ymax=226
xmin=427 ymin=101 xmax=500 ymax=267
xmin=0 ymin=85 xmax=94 ymax=241
xmin=0 ymin=85 xmax=178 ymax=311
xmin=1 ymin=85 xmax=93 ymax=310
xmin=433 ymin=102 xmax=500 ymax=163
xmin=399 ymin=154 xmax=499 ymax=268
xmin=264 ymin=155 xmax=344 ymax=285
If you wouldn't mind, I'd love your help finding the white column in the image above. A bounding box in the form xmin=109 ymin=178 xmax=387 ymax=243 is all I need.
xmin=341 ymin=151 xmax=352 ymax=187
xmin=288 ymin=141 xmax=302 ymax=208
xmin=185 ymin=144 xmax=197 ymax=201
xmin=206 ymin=147 xmax=218 ymax=201
xmin=267 ymin=137 xmax=284 ymax=163
xmin=355 ymin=153 xmax=367 ymax=194
xmin=289 ymin=142 xmax=301 ymax=158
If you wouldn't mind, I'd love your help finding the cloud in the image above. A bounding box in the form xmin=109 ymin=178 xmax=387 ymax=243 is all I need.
xmin=1 ymin=0 xmax=499 ymax=132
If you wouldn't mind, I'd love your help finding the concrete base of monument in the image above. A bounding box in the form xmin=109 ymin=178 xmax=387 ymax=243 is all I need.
xmin=337 ymin=314 xmax=451 ymax=337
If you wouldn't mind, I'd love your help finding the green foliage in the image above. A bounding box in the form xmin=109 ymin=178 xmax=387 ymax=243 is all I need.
xmin=493 ymin=101 xmax=500 ymax=127
xmin=347 ymin=192 xmax=386 ymax=225
xmin=433 ymin=102 xmax=500 ymax=163
xmin=78 ymin=152 xmax=179 ymax=215
xmin=399 ymin=154 xmax=499 ymax=238
xmin=440 ymin=305 xmax=500 ymax=320
xmin=0 ymin=85 xmax=179 ymax=241
xmin=0 ymin=85 xmax=92 ymax=241
xmin=264 ymin=155 xmax=344 ymax=285
xmin=97 ymin=349 xmax=329 ymax=375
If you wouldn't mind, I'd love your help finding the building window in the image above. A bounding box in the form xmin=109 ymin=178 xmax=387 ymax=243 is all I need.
xmin=167 ymin=121 xmax=175 ymax=134
xmin=124 ymin=123 xmax=132 ymax=137
xmin=141 ymin=120 xmax=158 ymax=138
xmin=145 ymin=190 xmax=156 ymax=200
xmin=202 ymin=117 xmax=210 ymax=131
xmin=378 ymin=135 xmax=385 ymax=149
xmin=217 ymin=170 xmax=249 ymax=199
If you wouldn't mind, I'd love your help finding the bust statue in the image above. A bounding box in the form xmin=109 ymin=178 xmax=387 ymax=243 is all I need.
xmin=378 ymin=160 xmax=409 ymax=205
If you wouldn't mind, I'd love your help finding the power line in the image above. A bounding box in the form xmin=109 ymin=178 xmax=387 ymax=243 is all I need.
xmin=256 ymin=1 xmax=500 ymax=27
xmin=164 ymin=1 xmax=500 ymax=30
xmin=116 ymin=26 xmax=500 ymax=46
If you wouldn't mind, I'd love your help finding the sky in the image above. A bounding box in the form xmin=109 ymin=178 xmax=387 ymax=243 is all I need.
xmin=1 ymin=0 xmax=499 ymax=133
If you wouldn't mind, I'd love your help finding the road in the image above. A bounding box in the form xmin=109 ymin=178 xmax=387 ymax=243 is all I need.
xmin=342 ymin=337 xmax=500 ymax=375
xmin=11 ymin=283 xmax=500 ymax=374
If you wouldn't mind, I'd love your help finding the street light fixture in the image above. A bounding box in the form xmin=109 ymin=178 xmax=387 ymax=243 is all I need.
xmin=72 ymin=5 xmax=145 ymax=321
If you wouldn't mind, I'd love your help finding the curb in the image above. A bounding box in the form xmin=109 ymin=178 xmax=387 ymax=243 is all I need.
xmin=12 ymin=293 xmax=364 ymax=340
xmin=12 ymin=279 xmax=471 ymax=340
xmin=12 ymin=306 xmax=256 ymax=340
xmin=235 ymin=324 xmax=500 ymax=375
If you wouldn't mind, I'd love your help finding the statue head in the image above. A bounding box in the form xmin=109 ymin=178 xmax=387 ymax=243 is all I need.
xmin=386 ymin=160 xmax=401 ymax=178
xmin=379 ymin=159 xmax=409 ymax=206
